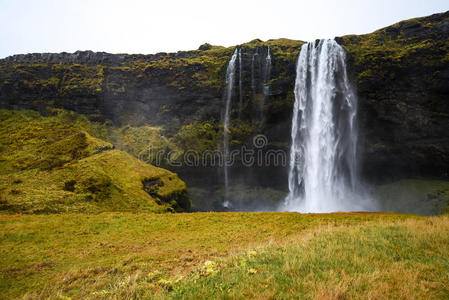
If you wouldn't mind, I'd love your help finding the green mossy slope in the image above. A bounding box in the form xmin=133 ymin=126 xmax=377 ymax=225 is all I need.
xmin=0 ymin=110 xmax=189 ymax=213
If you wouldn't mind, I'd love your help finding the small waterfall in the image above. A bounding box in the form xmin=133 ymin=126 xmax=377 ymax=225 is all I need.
xmin=251 ymin=48 xmax=258 ymax=95
xmin=263 ymin=46 xmax=272 ymax=98
xmin=259 ymin=46 xmax=272 ymax=123
xmin=222 ymin=48 xmax=238 ymax=207
xmin=284 ymin=39 xmax=368 ymax=213
xmin=238 ymin=49 xmax=243 ymax=117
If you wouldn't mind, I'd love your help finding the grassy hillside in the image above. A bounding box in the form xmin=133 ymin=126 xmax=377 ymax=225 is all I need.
xmin=1 ymin=212 xmax=448 ymax=299
xmin=0 ymin=109 xmax=189 ymax=213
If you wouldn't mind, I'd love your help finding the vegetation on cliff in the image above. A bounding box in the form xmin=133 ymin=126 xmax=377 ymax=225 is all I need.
xmin=340 ymin=12 xmax=449 ymax=90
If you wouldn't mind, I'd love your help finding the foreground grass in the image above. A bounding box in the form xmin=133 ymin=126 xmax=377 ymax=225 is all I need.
xmin=168 ymin=216 xmax=449 ymax=300
xmin=1 ymin=212 xmax=448 ymax=299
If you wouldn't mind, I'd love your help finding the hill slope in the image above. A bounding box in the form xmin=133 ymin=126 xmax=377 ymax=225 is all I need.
xmin=0 ymin=110 xmax=190 ymax=213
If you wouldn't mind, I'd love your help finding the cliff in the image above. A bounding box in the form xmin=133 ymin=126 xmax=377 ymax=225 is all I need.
xmin=339 ymin=11 xmax=449 ymax=181
xmin=0 ymin=11 xmax=448 ymax=187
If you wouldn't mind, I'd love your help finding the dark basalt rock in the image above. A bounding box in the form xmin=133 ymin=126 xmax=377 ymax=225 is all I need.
xmin=142 ymin=178 xmax=164 ymax=198
xmin=198 ymin=43 xmax=213 ymax=51
xmin=339 ymin=11 xmax=449 ymax=182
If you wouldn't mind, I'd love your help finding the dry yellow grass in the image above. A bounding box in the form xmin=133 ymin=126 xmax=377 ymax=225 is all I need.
xmin=2 ymin=212 xmax=448 ymax=299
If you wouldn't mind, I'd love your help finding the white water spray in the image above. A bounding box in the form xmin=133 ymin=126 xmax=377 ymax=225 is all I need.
xmin=222 ymin=48 xmax=238 ymax=207
xmin=284 ymin=39 xmax=373 ymax=213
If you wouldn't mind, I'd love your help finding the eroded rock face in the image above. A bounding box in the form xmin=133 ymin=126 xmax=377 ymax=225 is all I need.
xmin=339 ymin=11 xmax=449 ymax=182
xmin=0 ymin=11 xmax=448 ymax=185
xmin=0 ymin=50 xmax=226 ymax=129
xmin=142 ymin=178 xmax=190 ymax=211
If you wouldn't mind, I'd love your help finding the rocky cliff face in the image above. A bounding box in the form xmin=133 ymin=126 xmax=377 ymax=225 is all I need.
xmin=1 ymin=11 xmax=448 ymax=187
xmin=339 ymin=11 xmax=449 ymax=181
xmin=0 ymin=39 xmax=301 ymax=137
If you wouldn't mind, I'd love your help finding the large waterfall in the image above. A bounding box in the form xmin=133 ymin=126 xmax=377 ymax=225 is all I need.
xmin=284 ymin=39 xmax=370 ymax=213
xmin=222 ymin=48 xmax=238 ymax=207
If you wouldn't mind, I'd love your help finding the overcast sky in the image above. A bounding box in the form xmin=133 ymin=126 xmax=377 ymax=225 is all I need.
xmin=0 ymin=0 xmax=448 ymax=58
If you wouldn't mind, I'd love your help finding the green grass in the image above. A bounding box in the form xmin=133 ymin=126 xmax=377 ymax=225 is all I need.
xmin=166 ymin=215 xmax=449 ymax=299
xmin=3 ymin=211 xmax=449 ymax=299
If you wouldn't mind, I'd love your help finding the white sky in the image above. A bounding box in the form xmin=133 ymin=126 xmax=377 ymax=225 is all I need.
xmin=0 ymin=0 xmax=448 ymax=58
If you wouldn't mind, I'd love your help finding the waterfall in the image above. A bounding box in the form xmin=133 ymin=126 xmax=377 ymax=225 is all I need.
xmin=222 ymin=48 xmax=238 ymax=207
xmin=259 ymin=46 xmax=272 ymax=122
xmin=284 ymin=39 xmax=368 ymax=213
xmin=238 ymin=49 xmax=243 ymax=117
xmin=263 ymin=46 xmax=272 ymax=98
xmin=251 ymin=48 xmax=258 ymax=95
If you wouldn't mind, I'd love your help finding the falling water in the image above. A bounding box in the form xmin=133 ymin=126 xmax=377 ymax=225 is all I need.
xmin=251 ymin=48 xmax=258 ymax=95
xmin=238 ymin=49 xmax=243 ymax=117
xmin=263 ymin=46 xmax=272 ymax=97
xmin=222 ymin=48 xmax=238 ymax=207
xmin=284 ymin=39 xmax=370 ymax=213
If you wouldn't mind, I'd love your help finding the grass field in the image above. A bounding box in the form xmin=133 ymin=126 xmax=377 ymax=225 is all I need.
xmin=1 ymin=212 xmax=448 ymax=299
